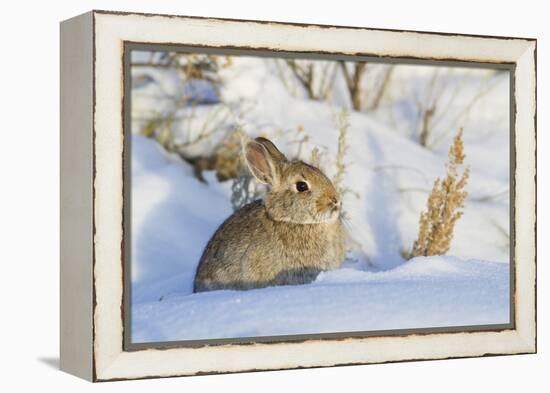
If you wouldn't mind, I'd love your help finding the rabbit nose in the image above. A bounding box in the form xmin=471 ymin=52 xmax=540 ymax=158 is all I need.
xmin=330 ymin=197 xmax=340 ymax=208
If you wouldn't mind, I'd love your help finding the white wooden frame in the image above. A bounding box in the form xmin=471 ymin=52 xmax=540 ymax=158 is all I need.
xmin=60 ymin=10 xmax=536 ymax=382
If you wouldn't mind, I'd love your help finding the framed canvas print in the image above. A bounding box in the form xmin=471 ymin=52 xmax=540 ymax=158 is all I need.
xmin=60 ymin=10 xmax=537 ymax=382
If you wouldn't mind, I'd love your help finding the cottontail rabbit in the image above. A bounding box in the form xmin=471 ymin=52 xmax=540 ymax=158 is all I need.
xmin=193 ymin=137 xmax=345 ymax=292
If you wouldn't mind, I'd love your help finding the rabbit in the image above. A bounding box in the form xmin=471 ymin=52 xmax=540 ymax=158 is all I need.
xmin=193 ymin=137 xmax=346 ymax=292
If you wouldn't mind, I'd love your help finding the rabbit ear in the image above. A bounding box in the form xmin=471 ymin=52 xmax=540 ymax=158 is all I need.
xmin=245 ymin=138 xmax=286 ymax=186
xmin=254 ymin=137 xmax=286 ymax=162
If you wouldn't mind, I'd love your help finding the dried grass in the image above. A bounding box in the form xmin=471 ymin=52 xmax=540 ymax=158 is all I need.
xmin=409 ymin=128 xmax=470 ymax=258
xmin=333 ymin=110 xmax=349 ymax=194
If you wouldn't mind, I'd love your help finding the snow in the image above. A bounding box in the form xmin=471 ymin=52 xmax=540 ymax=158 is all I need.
xmin=130 ymin=52 xmax=510 ymax=343
xmin=131 ymin=137 xmax=233 ymax=302
xmin=133 ymin=256 xmax=509 ymax=343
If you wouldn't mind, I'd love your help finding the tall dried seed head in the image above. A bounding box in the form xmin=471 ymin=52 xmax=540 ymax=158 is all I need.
xmin=410 ymin=129 xmax=469 ymax=258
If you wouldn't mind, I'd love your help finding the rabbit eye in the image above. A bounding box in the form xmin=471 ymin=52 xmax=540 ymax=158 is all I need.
xmin=295 ymin=181 xmax=309 ymax=192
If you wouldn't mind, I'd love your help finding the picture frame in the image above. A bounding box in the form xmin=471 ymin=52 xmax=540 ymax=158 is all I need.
xmin=60 ymin=10 xmax=537 ymax=382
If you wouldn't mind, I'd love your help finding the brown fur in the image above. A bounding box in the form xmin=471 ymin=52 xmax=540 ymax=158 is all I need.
xmin=193 ymin=138 xmax=346 ymax=292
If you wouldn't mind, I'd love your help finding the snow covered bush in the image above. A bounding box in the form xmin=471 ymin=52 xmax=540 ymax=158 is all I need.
xmin=277 ymin=59 xmax=394 ymax=112
xmin=132 ymin=51 xmax=239 ymax=182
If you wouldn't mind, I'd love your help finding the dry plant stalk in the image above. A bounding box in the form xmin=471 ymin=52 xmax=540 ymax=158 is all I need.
xmin=230 ymin=130 xmax=265 ymax=211
xmin=367 ymin=65 xmax=394 ymax=111
xmin=310 ymin=147 xmax=321 ymax=167
xmin=340 ymin=61 xmax=368 ymax=111
xmin=230 ymin=174 xmax=264 ymax=211
xmin=410 ymin=128 xmax=470 ymax=258
xmin=333 ymin=110 xmax=349 ymax=194
xmin=284 ymin=60 xmax=336 ymax=100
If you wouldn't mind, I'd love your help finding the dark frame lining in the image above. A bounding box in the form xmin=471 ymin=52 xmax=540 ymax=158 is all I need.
xmin=122 ymin=41 xmax=517 ymax=352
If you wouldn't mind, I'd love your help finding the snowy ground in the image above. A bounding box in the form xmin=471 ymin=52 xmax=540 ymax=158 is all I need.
xmin=133 ymin=254 xmax=509 ymax=342
xmin=130 ymin=53 xmax=511 ymax=343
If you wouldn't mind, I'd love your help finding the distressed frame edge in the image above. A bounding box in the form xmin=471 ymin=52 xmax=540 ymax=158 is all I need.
xmin=92 ymin=8 xmax=537 ymax=42
xmin=512 ymin=39 xmax=537 ymax=353
xmin=90 ymin=11 xmax=537 ymax=382
xmin=59 ymin=11 xmax=95 ymax=381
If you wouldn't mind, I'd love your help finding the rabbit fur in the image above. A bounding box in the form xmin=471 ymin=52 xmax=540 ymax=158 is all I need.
xmin=193 ymin=137 xmax=346 ymax=292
